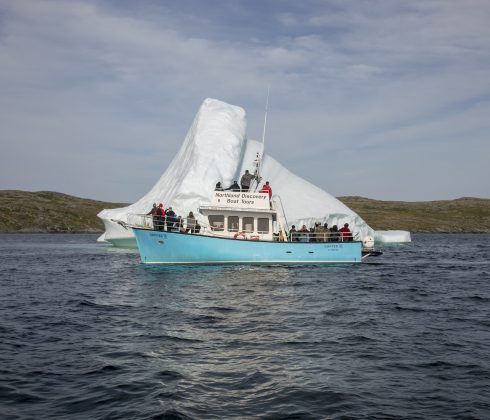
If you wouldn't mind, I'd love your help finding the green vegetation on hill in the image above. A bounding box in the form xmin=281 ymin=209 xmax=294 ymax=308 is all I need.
xmin=338 ymin=196 xmax=490 ymax=233
xmin=0 ymin=190 xmax=488 ymax=233
xmin=0 ymin=190 xmax=127 ymax=233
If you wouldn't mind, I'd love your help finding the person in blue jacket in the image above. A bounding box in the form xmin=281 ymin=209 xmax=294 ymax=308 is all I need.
xmin=165 ymin=206 xmax=177 ymax=231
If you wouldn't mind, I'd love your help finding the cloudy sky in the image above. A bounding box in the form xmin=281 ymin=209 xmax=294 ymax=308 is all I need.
xmin=1 ymin=0 xmax=489 ymax=202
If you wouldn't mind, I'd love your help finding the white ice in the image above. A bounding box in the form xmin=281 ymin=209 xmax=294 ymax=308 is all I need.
xmin=98 ymin=98 xmax=411 ymax=245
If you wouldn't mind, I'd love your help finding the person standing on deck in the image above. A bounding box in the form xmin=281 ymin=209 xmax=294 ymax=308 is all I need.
xmin=240 ymin=170 xmax=254 ymax=192
xmin=147 ymin=203 xmax=157 ymax=215
xmin=298 ymin=224 xmax=309 ymax=242
xmin=259 ymin=181 xmax=272 ymax=198
xmin=323 ymin=222 xmax=329 ymax=241
xmin=339 ymin=223 xmax=352 ymax=242
xmin=186 ymin=211 xmax=196 ymax=233
xmin=314 ymin=222 xmax=326 ymax=242
xmin=152 ymin=203 xmax=165 ymax=231
xmin=165 ymin=207 xmax=176 ymax=231
xmin=259 ymin=181 xmax=273 ymax=209
xmin=259 ymin=181 xmax=272 ymax=200
xmin=147 ymin=203 xmax=157 ymax=228
xmin=226 ymin=180 xmax=241 ymax=192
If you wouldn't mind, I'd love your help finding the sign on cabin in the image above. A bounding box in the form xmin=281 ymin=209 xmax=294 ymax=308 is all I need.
xmin=211 ymin=191 xmax=270 ymax=210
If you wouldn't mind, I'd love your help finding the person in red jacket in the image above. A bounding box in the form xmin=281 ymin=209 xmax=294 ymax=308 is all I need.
xmin=339 ymin=223 xmax=352 ymax=242
xmin=259 ymin=181 xmax=272 ymax=198
xmin=151 ymin=203 xmax=165 ymax=231
xmin=259 ymin=181 xmax=273 ymax=209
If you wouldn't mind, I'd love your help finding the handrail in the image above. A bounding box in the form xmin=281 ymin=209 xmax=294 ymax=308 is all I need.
xmin=290 ymin=231 xmax=359 ymax=243
xmin=126 ymin=213 xmax=205 ymax=233
xmin=126 ymin=213 xmax=220 ymax=235
xmin=126 ymin=214 xmax=153 ymax=229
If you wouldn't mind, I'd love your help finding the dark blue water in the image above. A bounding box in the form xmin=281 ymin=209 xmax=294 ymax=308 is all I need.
xmin=1 ymin=234 xmax=489 ymax=419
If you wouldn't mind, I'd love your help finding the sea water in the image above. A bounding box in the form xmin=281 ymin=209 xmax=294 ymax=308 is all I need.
xmin=0 ymin=233 xmax=489 ymax=419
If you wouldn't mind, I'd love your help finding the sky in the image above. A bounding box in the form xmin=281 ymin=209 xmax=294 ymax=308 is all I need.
xmin=0 ymin=0 xmax=489 ymax=202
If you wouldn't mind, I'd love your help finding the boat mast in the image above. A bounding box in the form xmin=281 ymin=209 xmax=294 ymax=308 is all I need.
xmin=253 ymin=86 xmax=270 ymax=191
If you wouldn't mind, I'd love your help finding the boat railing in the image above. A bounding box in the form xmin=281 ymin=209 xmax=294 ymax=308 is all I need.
xmin=127 ymin=213 xmax=211 ymax=234
xmin=289 ymin=231 xmax=359 ymax=243
xmin=127 ymin=214 xmax=154 ymax=229
xmin=125 ymin=214 xmax=358 ymax=242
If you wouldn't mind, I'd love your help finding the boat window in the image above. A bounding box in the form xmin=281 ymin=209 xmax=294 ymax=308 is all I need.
xmin=228 ymin=216 xmax=239 ymax=232
xmin=243 ymin=217 xmax=254 ymax=233
xmin=257 ymin=218 xmax=269 ymax=233
xmin=208 ymin=215 xmax=224 ymax=231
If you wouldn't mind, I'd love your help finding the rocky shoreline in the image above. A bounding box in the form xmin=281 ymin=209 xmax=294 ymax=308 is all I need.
xmin=1 ymin=190 xmax=488 ymax=234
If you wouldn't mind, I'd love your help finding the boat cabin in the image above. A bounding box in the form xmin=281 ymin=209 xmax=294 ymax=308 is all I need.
xmin=199 ymin=191 xmax=276 ymax=241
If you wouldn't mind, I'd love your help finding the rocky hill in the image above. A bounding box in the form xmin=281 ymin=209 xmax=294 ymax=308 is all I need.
xmin=338 ymin=196 xmax=490 ymax=233
xmin=0 ymin=190 xmax=127 ymax=233
xmin=0 ymin=190 xmax=488 ymax=233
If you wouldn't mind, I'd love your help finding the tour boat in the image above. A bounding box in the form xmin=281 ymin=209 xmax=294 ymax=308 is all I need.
xmin=130 ymin=190 xmax=381 ymax=265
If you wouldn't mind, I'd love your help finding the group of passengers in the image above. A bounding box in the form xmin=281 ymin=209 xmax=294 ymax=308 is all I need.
xmin=215 ymin=170 xmax=273 ymax=198
xmin=288 ymin=222 xmax=353 ymax=243
xmin=147 ymin=203 xmax=201 ymax=233
xmin=216 ymin=153 xmax=264 ymax=192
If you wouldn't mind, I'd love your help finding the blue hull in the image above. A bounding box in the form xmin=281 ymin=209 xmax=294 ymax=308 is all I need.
xmin=133 ymin=228 xmax=362 ymax=265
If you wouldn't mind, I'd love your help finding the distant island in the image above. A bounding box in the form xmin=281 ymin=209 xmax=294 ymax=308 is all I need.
xmin=0 ymin=190 xmax=489 ymax=233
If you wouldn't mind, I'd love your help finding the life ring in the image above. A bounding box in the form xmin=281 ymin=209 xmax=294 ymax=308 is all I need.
xmin=233 ymin=231 xmax=247 ymax=240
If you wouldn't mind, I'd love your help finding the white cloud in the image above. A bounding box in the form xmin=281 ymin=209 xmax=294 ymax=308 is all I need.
xmin=0 ymin=0 xmax=489 ymax=201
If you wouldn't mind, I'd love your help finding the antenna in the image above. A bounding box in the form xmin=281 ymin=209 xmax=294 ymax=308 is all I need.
xmin=261 ymin=85 xmax=270 ymax=151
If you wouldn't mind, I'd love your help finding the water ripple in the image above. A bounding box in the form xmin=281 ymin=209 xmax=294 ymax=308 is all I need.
xmin=0 ymin=233 xmax=489 ymax=419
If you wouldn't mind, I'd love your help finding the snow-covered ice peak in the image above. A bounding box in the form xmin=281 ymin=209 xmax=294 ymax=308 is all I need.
xmin=99 ymin=98 xmax=246 ymax=223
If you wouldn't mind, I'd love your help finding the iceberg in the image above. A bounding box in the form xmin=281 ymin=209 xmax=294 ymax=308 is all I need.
xmin=98 ymin=98 xmax=411 ymax=246
xmin=374 ymin=230 xmax=412 ymax=243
